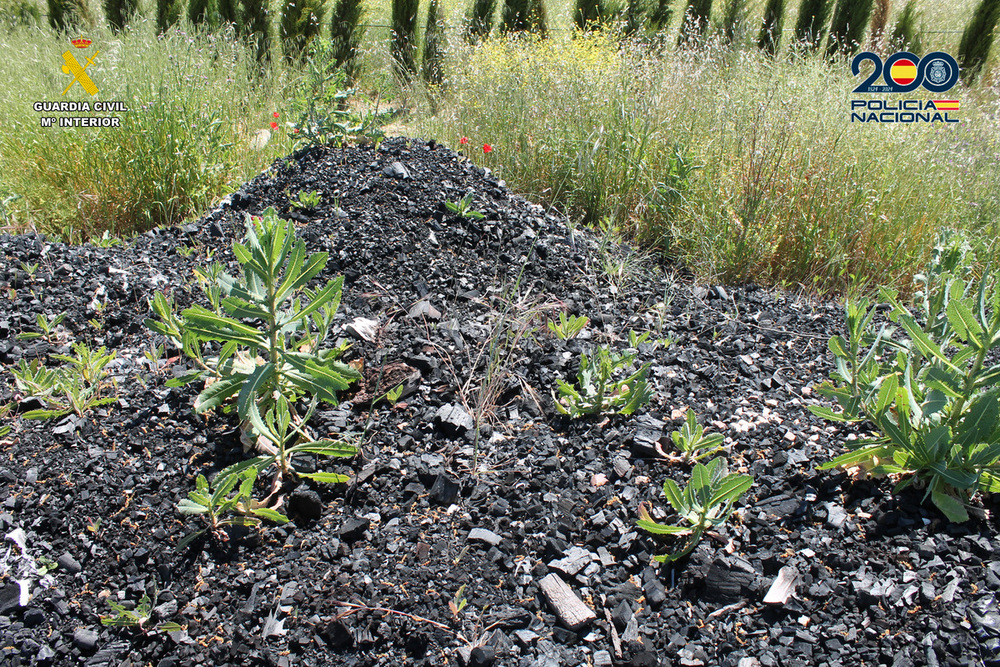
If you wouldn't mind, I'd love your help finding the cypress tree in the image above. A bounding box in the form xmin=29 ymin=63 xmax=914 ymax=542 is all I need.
xmin=868 ymin=0 xmax=889 ymax=50
xmin=958 ymin=0 xmax=1000 ymax=83
xmin=794 ymin=0 xmax=832 ymax=49
xmin=888 ymin=0 xmax=921 ymax=52
xmin=501 ymin=0 xmax=547 ymax=34
xmin=156 ymin=0 xmax=180 ymax=33
xmin=104 ymin=0 xmax=138 ymax=32
xmin=466 ymin=0 xmax=496 ymax=41
xmin=826 ymin=0 xmax=875 ymax=57
xmin=677 ymin=0 xmax=712 ymax=42
xmin=647 ymin=0 xmax=672 ymax=31
xmin=391 ymin=0 xmax=419 ymax=77
xmin=423 ymin=0 xmax=445 ymax=84
xmin=243 ymin=0 xmax=271 ymax=62
xmin=721 ymin=0 xmax=748 ymax=43
xmin=281 ymin=0 xmax=327 ymax=63
xmin=757 ymin=0 xmax=785 ymax=55
xmin=330 ymin=0 xmax=365 ymax=80
xmin=218 ymin=0 xmax=239 ymax=26
xmin=189 ymin=0 xmax=210 ymax=26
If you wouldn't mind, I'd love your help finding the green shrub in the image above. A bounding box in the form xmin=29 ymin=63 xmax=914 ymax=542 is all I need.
xmin=638 ymin=457 xmax=753 ymax=562
xmin=329 ymin=0 xmax=365 ymax=79
xmin=794 ymin=0 xmax=832 ymax=49
xmin=280 ymin=0 xmax=327 ymax=63
xmin=756 ymin=0 xmax=785 ymax=56
xmin=826 ymin=0 xmax=874 ymax=57
xmin=466 ymin=0 xmax=496 ymax=41
xmin=958 ymin=0 xmax=1000 ymax=84
xmin=176 ymin=468 xmax=288 ymax=549
xmin=888 ymin=0 xmax=923 ymax=52
xmin=391 ymin=0 xmax=419 ymax=77
xmin=812 ymin=233 xmax=1000 ymax=522
xmin=423 ymin=0 xmax=445 ymax=84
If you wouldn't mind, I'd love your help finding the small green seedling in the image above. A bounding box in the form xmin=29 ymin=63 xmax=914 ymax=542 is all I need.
xmin=669 ymin=409 xmax=725 ymax=462
xmin=448 ymin=584 xmax=469 ymax=617
xmin=176 ymin=467 xmax=289 ymax=549
xmin=548 ymin=312 xmax=589 ymax=340
xmin=445 ymin=193 xmax=485 ymax=220
xmin=554 ymin=345 xmax=653 ymax=417
xmin=376 ymin=383 xmax=404 ymax=407
xmin=93 ymin=230 xmax=122 ymax=248
xmin=19 ymin=262 xmax=38 ymax=278
xmin=638 ymin=457 xmax=753 ymax=562
xmin=290 ymin=189 xmax=323 ymax=210
xmin=17 ymin=312 xmax=66 ymax=342
xmin=101 ymin=593 xmax=183 ymax=634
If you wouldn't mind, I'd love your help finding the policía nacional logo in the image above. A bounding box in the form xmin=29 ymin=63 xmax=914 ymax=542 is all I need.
xmin=849 ymin=50 xmax=961 ymax=124
xmin=62 ymin=37 xmax=100 ymax=96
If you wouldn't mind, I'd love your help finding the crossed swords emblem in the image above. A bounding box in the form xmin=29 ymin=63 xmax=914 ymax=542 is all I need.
xmin=61 ymin=49 xmax=100 ymax=96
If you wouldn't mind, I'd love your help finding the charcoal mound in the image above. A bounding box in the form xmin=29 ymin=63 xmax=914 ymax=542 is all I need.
xmin=1 ymin=138 xmax=998 ymax=666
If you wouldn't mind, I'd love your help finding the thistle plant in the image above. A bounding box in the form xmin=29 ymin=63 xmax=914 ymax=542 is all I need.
xmin=145 ymin=207 xmax=361 ymax=485
xmin=11 ymin=343 xmax=117 ymax=419
xmin=444 ymin=193 xmax=486 ymax=220
xmin=547 ymin=312 xmax=588 ymax=340
xmin=554 ymin=345 xmax=653 ymax=417
xmin=812 ymin=232 xmax=1000 ymax=522
xmin=638 ymin=457 xmax=753 ymax=562
xmin=176 ymin=468 xmax=288 ymax=549
xmin=101 ymin=593 xmax=182 ymax=634
xmin=669 ymin=408 xmax=724 ymax=461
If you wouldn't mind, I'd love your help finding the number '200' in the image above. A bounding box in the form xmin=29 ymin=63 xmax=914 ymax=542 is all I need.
xmin=851 ymin=51 xmax=959 ymax=94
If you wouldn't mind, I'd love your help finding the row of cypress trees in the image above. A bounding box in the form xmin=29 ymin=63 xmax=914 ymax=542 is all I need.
xmin=41 ymin=0 xmax=1000 ymax=84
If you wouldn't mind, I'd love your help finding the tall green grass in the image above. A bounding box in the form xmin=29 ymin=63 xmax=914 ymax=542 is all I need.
xmin=0 ymin=19 xmax=295 ymax=239
xmin=412 ymin=33 xmax=1000 ymax=293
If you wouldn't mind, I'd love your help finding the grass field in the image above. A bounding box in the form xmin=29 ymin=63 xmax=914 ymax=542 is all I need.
xmin=0 ymin=0 xmax=998 ymax=293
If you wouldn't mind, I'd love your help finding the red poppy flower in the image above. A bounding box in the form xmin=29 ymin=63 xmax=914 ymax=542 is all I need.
xmin=273 ymin=112 xmax=280 ymax=118
xmin=459 ymin=136 xmax=469 ymax=145
xmin=483 ymin=143 xmax=493 ymax=153
xmin=294 ymin=128 xmax=300 ymax=133
xmin=270 ymin=121 xmax=278 ymax=130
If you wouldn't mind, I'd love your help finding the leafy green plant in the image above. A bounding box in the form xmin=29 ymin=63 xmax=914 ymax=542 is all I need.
xmin=11 ymin=343 xmax=117 ymax=419
xmin=448 ymin=584 xmax=469 ymax=617
xmin=547 ymin=312 xmax=589 ymax=340
xmin=290 ymin=189 xmax=323 ymax=210
xmin=811 ymin=233 xmax=1000 ymax=522
xmin=638 ymin=457 xmax=753 ymax=562
xmin=101 ymin=593 xmax=183 ymax=634
xmin=19 ymin=262 xmax=38 ymax=278
xmin=376 ymin=383 xmax=404 ymax=407
xmin=284 ymin=42 xmax=387 ymax=150
xmin=92 ymin=230 xmax=123 ymax=248
xmin=17 ymin=312 xmax=66 ymax=342
xmin=445 ymin=193 xmax=486 ymax=220
xmin=554 ymin=344 xmax=653 ymax=417
xmin=145 ymin=207 xmax=361 ymax=485
xmin=176 ymin=468 xmax=288 ymax=549
xmin=669 ymin=408 xmax=725 ymax=461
